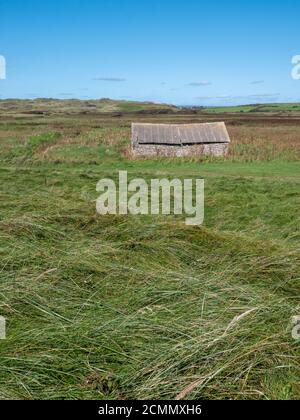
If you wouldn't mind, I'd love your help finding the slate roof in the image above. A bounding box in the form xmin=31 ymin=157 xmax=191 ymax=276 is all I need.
xmin=132 ymin=122 xmax=230 ymax=145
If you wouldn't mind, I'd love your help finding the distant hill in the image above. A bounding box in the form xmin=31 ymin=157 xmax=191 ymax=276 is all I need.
xmin=0 ymin=98 xmax=300 ymax=116
xmin=0 ymin=98 xmax=179 ymax=116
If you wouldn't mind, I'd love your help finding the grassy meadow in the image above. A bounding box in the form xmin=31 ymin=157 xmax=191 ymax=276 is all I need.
xmin=0 ymin=100 xmax=299 ymax=400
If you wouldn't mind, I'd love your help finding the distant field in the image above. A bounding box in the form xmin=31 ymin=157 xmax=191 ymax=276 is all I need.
xmin=204 ymin=103 xmax=300 ymax=113
xmin=0 ymin=101 xmax=299 ymax=400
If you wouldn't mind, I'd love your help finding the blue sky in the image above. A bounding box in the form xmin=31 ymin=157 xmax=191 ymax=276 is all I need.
xmin=0 ymin=0 xmax=299 ymax=105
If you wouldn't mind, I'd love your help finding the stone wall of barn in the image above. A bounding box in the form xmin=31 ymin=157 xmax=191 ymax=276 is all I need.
xmin=132 ymin=143 xmax=229 ymax=158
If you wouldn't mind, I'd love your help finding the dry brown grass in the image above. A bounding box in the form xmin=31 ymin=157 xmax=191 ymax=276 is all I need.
xmin=1 ymin=112 xmax=300 ymax=163
xmin=228 ymin=124 xmax=300 ymax=161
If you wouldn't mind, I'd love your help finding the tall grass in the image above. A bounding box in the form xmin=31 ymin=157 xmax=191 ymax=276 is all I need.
xmin=228 ymin=125 xmax=300 ymax=161
xmin=0 ymin=111 xmax=299 ymax=400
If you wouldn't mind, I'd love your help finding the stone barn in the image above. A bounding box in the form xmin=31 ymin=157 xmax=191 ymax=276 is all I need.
xmin=132 ymin=122 xmax=230 ymax=157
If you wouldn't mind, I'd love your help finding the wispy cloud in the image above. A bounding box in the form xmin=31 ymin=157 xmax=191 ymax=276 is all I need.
xmin=250 ymin=80 xmax=265 ymax=85
xmin=59 ymin=93 xmax=74 ymax=96
xmin=215 ymin=96 xmax=232 ymax=100
xmin=187 ymin=81 xmax=212 ymax=87
xmin=195 ymin=95 xmax=232 ymax=100
xmin=196 ymin=93 xmax=280 ymax=100
xmin=248 ymin=93 xmax=280 ymax=98
xmin=93 ymin=77 xmax=126 ymax=82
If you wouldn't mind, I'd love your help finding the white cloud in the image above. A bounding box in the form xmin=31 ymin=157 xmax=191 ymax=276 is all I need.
xmin=93 ymin=77 xmax=126 ymax=82
xmin=187 ymin=81 xmax=212 ymax=87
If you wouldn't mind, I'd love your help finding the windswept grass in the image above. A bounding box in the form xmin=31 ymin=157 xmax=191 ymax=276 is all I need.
xmin=0 ymin=108 xmax=299 ymax=400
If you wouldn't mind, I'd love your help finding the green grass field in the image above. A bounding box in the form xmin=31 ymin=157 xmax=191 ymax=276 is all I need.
xmin=0 ymin=103 xmax=299 ymax=400
xmin=203 ymin=102 xmax=300 ymax=114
